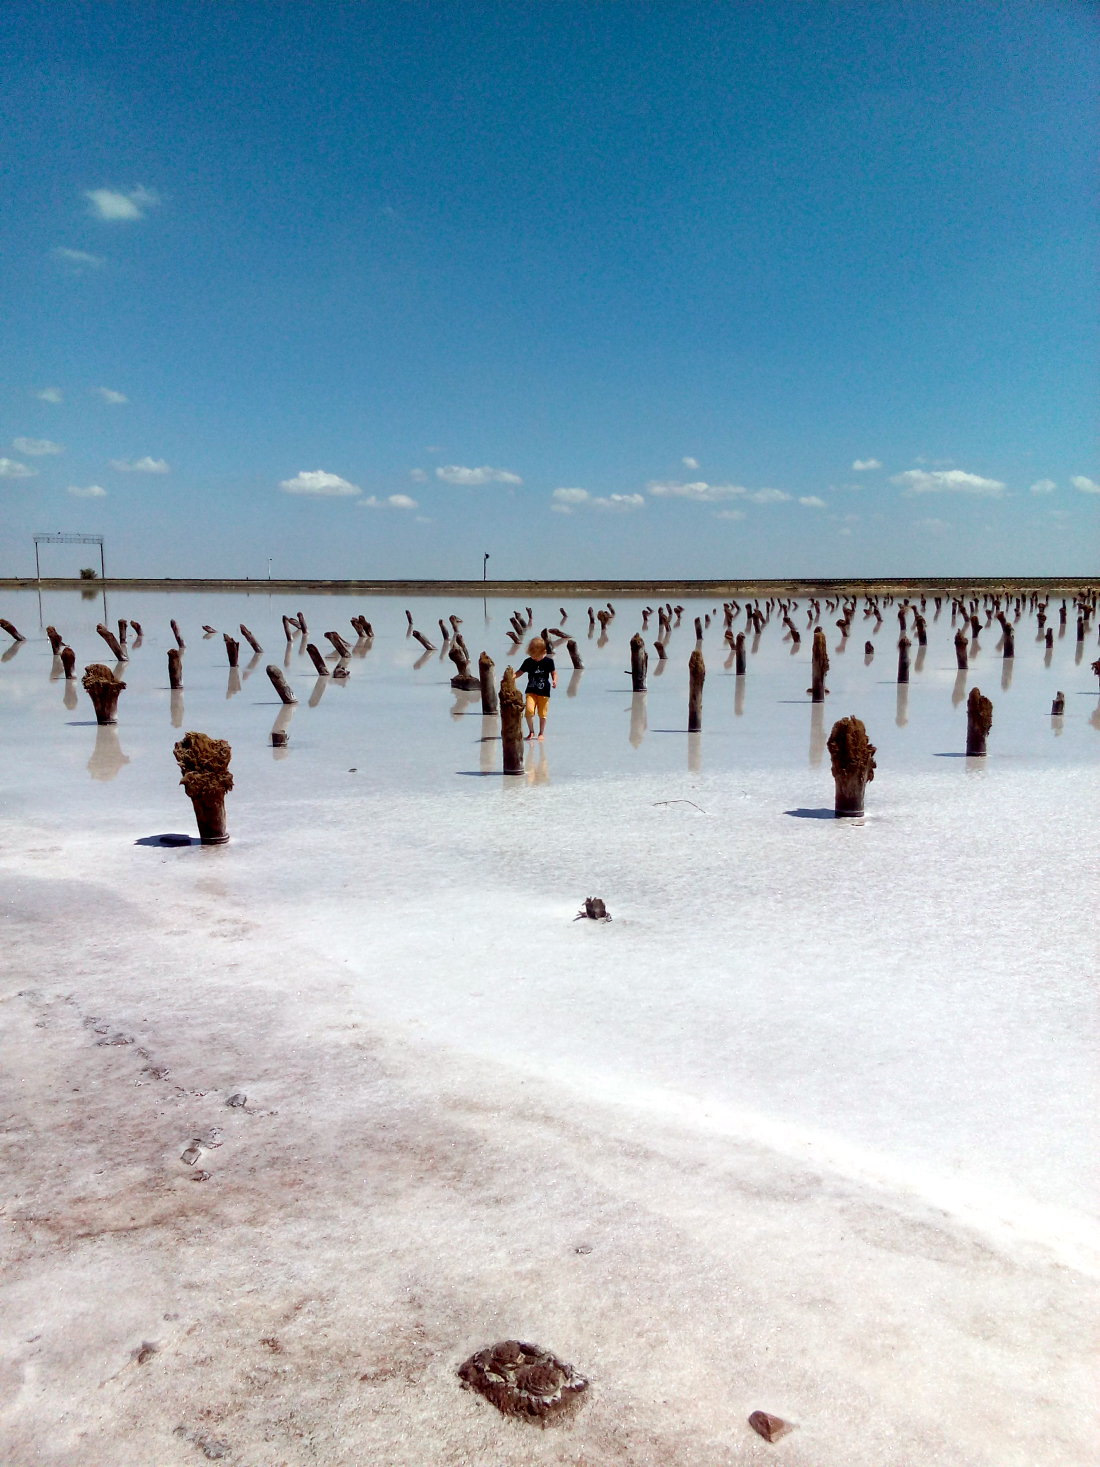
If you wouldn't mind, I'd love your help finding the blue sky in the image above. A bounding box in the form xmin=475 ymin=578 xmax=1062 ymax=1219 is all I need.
xmin=1 ymin=1 xmax=1096 ymax=579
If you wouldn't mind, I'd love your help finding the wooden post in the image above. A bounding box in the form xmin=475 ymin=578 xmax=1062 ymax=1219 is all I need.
xmin=128 ymin=619 xmax=142 ymax=640
xmin=438 ymin=617 xmax=451 ymax=644
xmin=167 ymin=648 xmax=183 ymax=689
xmin=630 ymin=633 xmax=648 ymax=691
xmin=282 ymin=614 xmax=297 ymax=641
xmin=82 ymin=664 xmax=125 ymax=724
xmin=297 ymin=611 xmax=308 ymax=636
xmin=174 ymin=732 xmax=233 ymax=845
xmin=913 ymin=613 xmax=927 ymax=646
xmin=653 ymin=639 xmax=667 ymax=660
xmin=565 ymin=638 xmax=584 ymax=669
xmin=810 ymin=627 xmax=829 ymax=702
xmin=46 ymin=625 xmax=64 ymax=654
xmin=897 ymin=634 xmax=911 ymax=684
xmin=863 ymin=641 xmax=874 ymax=658
xmin=827 ymin=715 xmax=876 ymax=817
xmin=1051 ymin=691 xmax=1065 ymax=715
xmin=448 ymin=645 xmax=481 ymax=690
xmin=118 ymin=618 xmax=129 ymax=644
xmin=412 ymin=629 xmax=435 ymax=652
xmin=97 ymin=623 xmax=127 ymax=660
xmin=500 ymin=667 xmax=524 ymax=774
xmin=405 ymin=609 xmax=414 ymax=628
xmin=60 ymin=645 xmax=76 ymax=679
xmin=734 ymin=632 xmax=746 ymax=676
xmin=1002 ymin=624 xmax=1014 ymax=659
xmin=688 ymin=648 xmax=704 ymax=732
xmin=694 ymin=616 xmax=703 ymax=642
xmin=266 ymin=665 xmax=297 ymax=704
xmin=239 ymin=623 xmax=263 ymax=654
xmin=325 ymin=630 xmax=352 ymax=658
xmin=479 ymin=652 xmax=498 ymax=714
xmin=170 ymin=619 xmax=185 ymax=650
xmin=306 ymin=642 xmax=329 ymax=676
xmin=220 ymin=633 xmax=238 ymax=667
xmin=966 ymin=687 xmax=993 ymax=756
xmin=954 ymin=629 xmax=968 ymax=669
xmin=0 ymin=619 xmax=25 ymax=642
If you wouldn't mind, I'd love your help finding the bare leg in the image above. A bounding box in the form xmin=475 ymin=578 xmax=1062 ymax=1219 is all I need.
xmin=537 ymin=715 xmax=547 ymax=740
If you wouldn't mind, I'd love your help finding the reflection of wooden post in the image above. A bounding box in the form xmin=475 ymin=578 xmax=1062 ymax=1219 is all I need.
xmin=46 ymin=625 xmax=64 ymax=654
xmin=174 ymin=731 xmax=233 ymax=845
xmin=60 ymin=645 xmax=76 ymax=679
xmin=734 ymin=632 xmax=746 ymax=676
xmin=827 ymin=715 xmax=876 ymax=817
xmin=266 ymin=665 xmax=297 ymax=704
xmin=897 ymin=635 xmax=911 ymax=684
xmin=954 ymin=629 xmax=968 ymax=668
xmin=240 ymin=623 xmax=263 ymax=654
xmin=306 ymin=643 xmax=329 ymax=676
xmin=97 ymin=623 xmax=127 ymax=660
xmin=500 ymin=667 xmax=524 ymax=774
xmin=82 ymin=664 xmax=125 ymax=724
xmin=810 ymin=627 xmax=829 ymax=702
xmin=223 ymin=633 xmax=240 ymax=667
xmin=688 ymin=648 xmax=704 ymax=732
xmin=630 ymin=634 xmax=647 ymax=691
xmin=565 ymin=638 xmax=583 ymax=669
xmin=479 ymin=652 xmax=498 ymax=714
xmin=170 ymin=619 xmax=185 ymax=650
xmin=167 ymin=648 xmax=183 ymax=689
xmin=966 ymin=687 xmax=992 ymax=756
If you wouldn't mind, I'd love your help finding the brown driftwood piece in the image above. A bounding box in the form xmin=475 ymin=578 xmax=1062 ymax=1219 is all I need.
xmin=296 ymin=611 xmax=308 ymax=636
xmin=170 ymin=619 xmax=185 ymax=650
xmin=46 ymin=625 xmax=64 ymax=654
xmin=479 ymin=652 xmax=498 ymax=714
xmin=282 ymin=614 xmax=297 ymax=641
xmin=167 ymin=648 xmax=183 ymax=689
xmin=810 ymin=626 xmax=829 ymax=702
xmin=565 ymin=638 xmax=583 ymax=669
xmin=130 ymin=620 xmax=143 ymax=639
xmin=266 ymin=665 xmax=297 ymax=704
xmin=448 ymin=645 xmax=480 ymax=690
xmin=500 ymin=668 xmax=525 ymax=775
xmin=306 ymin=642 xmax=329 ymax=676
xmin=458 ymin=1340 xmax=588 ymax=1424
xmin=96 ymin=623 xmax=127 ymax=661
xmin=220 ymin=634 xmax=238 ymax=667
xmin=174 ymin=731 xmax=233 ymax=845
xmin=966 ymin=687 xmax=993 ymax=756
xmin=688 ymin=648 xmax=704 ymax=732
xmin=325 ymin=630 xmax=352 ymax=658
xmin=734 ymin=632 xmax=746 ymax=676
xmin=117 ymin=618 xmax=129 ymax=644
xmin=897 ymin=634 xmax=911 ymax=684
xmin=574 ymin=897 xmax=611 ymax=921
xmin=653 ymin=639 xmax=667 ymax=660
xmin=60 ymin=645 xmax=76 ymax=679
xmin=1002 ymin=624 xmax=1014 ymax=659
xmin=827 ymin=715 xmax=876 ymax=817
xmin=1051 ymin=691 xmax=1065 ymax=715
xmin=0 ymin=619 xmax=25 ymax=642
xmin=412 ymin=629 xmax=435 ymax=652
xmin=630 ymin=633 xmax=648 ymax=691
xmin=82 ymin=664 xmax=126 ymax=725
xmin=954 ymin=629 xmax=968 ymax=669
xmin=239 ymin=623 xmax=263 ymax=654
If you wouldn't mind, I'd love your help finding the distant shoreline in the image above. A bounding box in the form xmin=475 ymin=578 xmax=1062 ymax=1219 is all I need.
xmin=1 ymin=575 xmax=1094 ymax=596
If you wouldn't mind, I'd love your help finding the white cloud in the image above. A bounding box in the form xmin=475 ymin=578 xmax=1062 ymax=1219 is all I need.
xmin=648 ymin=479 xmax=745 ymax=502
xmin=0 ymin=458 xmax=36 ymax=478
xmin=715 ymin=508 xmax=746 ymax=521
xmin=682 ymin=456 xmax=699 ymax=469
xmin=68 ymin=484 xmax=107 ymax=498
xmin=408 ymin=468 xmax=428 ymax=483
xmin=95 ymin=387 xmax=129 ymax=404
xmin=892 ymin=468 xmax=1005 ymax=497
xmin=85 ymin=186 xmax=160 ymax=221
xmin=798 ymin=495 xmax=826 ymax=508
xmin=1071 ymin=475 xmax=1100 ymax=495
xmin=552 ymin=487 xmax=590 ymax=505
xmin=360 ymin=493 xmax=418 ymax=510
xmin=435 ymin=464 xmax=523 ymax=486
xmin=1029 ymin=479 xmax=1056 ymax=495
xmin=278 ymin=469 xmax=358 ymax=496
xmin=35 ymin=387 xmax=63 ymax=403
xmin=746 ymin=487 xmax=791 ymax=504
xmin=13 ymin=437 xmax=64 ymax=456
xmin=52 ymin=246 xmax=105 ymax=270
xmin=110 ymin=456 xmax=169 ymax=473
xmin=852 ymin=458 xmax=882 ymax=471
xmin=591 ymin=493 xmax=644 ymax=512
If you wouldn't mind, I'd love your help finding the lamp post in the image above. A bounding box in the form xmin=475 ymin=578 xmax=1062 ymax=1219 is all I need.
xmin=483 ymin=552 xmax=490 ymax=582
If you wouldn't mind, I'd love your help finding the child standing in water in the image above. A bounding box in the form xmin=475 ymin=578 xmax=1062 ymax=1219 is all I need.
xmin=517 ymin=636 xmax=557 ymax=740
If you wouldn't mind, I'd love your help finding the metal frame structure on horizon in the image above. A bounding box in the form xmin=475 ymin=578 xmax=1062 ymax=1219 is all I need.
xmin=33 ymin=532 xmax=105 ymax=582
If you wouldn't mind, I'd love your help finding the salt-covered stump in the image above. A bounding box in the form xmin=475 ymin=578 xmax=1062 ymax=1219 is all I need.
xmin=174 ymin=731 xmax=233 ymax=845
xmin=966 ymin=687 xmax=993 ymax=757
xmin=82 ymin=663 xmax=126 ymax=724
xmin=458 ymin=1340 xmax=588 ymax=1424
xmin=827 ymin=714 xmax=876 ymax=817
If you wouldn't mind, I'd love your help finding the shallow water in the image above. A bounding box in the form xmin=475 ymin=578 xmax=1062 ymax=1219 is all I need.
xmin=2 ymin=588 xmax=1097 ymax=1464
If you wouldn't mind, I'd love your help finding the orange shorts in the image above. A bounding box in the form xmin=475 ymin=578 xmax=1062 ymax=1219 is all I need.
xmin=525 ymin=693 xmax=550 ymax=719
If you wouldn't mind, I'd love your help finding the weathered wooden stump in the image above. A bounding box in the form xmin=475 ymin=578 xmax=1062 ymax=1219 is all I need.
xmin=500 ymin=668 xmax=524 ymax=774
xmin=82 ymin=664 xmax=125 ymax=724
xmin=60 ymin=645 xmax=76 ymax=679
xmin=688 ymin=648 xmax=705 ymax=732
xmin=864 ymin=641 xmax=874 ymax=658
xmin=966 ymin=687 xmax=993 ymax=756
xmin=97 ymin=623 xmax=127 ymax=661
xmin=223 ymin=634 xmax=240 ymax=667
xmin=827 ymin=715 xmax=876 ymax=817
xmin=306 ymin=642 xmax=329 ymax=676
xmin=46 ymin=625 xmax=64 ymax=654
xmin=167 ymin=647 xmax=184 ymax=689
xmin=1051 ymin=691 xmax=1065 ymax=715
xmin=1002 ymin=624 xmax=1015 ymax=659
xmin=897 ymin=634 xmax=911 ymax=684
xmin=448 ymin=645 xmax=481 ymax=690
xmin=734 ymin=632 xmax=746 ymax=676
xmin=565 ymin=638 xmax=584 ymax=669
xmin=412 ymin=629 xmax=435 ymax=652
xmin=954 ymin=629 xmax=969 ymax=669
xmin=693 ymin=615 xmax=703 ymax=642
xmin=266 ymin=665 xmax=297 ymax=704
xmin=405 ymin=608 xmax=414 ymax=628
xmin=0 ymin=619 xmax=25 ymax=642
xmin=438 ymin=617 xmax=451 ymax=644
xmin=325 ymin=630 xmax=352 ymax=658
xmin=653 ymin=639 xmax=667 ymax=660
xmin=630 ymin=633 xmax=648 ymax=691
xmin=239 ymin=623 xmax=263 ymax=654
xmin=458 ymin=1340 xmax=588 ymax=1423
xmin=479 ymin=652 xmax=498 ymax=714
xmin=296 ymin=611 xmax=308 ymax=636
xmin=810 ymin=626 xmax=829 ymax=702
xmin=282 ymin=614 xmax=297 ymax=641
xmin=174 ymin=731 xmax=233 ymax=844
xmin=170 ymin=619 xmax=185 ymax=650
xmin=130 ymin=619 xmax=143 ymax=639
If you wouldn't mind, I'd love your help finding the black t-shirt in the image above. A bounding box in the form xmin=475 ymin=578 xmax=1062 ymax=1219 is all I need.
xmin=518 ymin=656 xmax=555 ymax=696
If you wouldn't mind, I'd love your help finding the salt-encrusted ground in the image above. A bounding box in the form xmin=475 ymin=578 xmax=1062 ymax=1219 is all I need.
xmin=1 ymin=591 xmax=1096 ymax=1465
